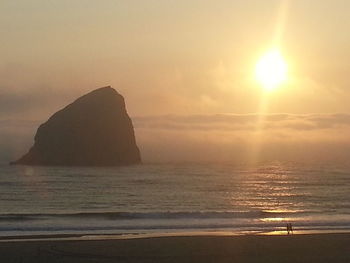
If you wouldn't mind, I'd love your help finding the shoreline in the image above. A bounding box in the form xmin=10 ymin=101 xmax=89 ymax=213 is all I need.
xmin=1 ymin=228 xmax=350 ymax=242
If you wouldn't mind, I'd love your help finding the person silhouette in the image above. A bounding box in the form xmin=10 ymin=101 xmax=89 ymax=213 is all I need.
xmin=286 ymin=222 xmax=293 ymax=234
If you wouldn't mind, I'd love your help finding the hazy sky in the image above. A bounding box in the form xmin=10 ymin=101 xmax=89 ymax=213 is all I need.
xmin=1 ymin=0 xmax=350 ymax=163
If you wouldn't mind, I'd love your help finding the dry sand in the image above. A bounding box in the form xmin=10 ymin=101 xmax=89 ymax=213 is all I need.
xmin=0 ymin=233 xmax=348 ymax=262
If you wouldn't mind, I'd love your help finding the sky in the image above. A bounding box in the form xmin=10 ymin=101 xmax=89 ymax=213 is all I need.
xmin=1 ymin=0 xmax=350 ymax=164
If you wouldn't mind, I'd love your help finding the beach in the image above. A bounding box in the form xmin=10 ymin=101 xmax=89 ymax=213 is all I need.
xmin=0 ymin=233 xmax=349 ymax=262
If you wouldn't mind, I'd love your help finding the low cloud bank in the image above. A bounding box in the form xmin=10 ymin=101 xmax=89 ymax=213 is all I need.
xmin=134 ymin=113 xmax=350 ymax=131
xmin=133 ymin=113 xmax=350 ymax=164
xmin=2 ymin=114 xmax=350 ymax=164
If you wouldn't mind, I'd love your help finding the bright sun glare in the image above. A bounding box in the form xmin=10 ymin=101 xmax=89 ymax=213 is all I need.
xmin=255 ymin=49 xmax=288 ymax=91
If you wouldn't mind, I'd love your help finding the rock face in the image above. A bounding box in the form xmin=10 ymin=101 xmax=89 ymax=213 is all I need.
xmin=12 ymin=86 xmax=141 ymax=166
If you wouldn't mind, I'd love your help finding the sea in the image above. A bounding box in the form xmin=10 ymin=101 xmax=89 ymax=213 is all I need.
xmin=0 ymin=162 xmax=349 ymax=238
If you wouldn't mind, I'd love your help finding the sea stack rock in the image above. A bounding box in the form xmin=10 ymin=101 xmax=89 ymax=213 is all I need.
xmin=12 ymin=86 xmax=141 ymax=166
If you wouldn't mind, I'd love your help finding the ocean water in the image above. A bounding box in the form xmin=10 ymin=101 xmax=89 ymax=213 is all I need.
xmin=0 ymin=162 xmax=349 ymax=237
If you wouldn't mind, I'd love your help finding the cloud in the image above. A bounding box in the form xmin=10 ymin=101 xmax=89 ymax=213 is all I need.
xmin=133 ymin=113 xmax=350 ymax=163
xmin=133 ymin=113 xmax=350 ymax=131
xmin=0 ymin=85 xmax=84 ymax=119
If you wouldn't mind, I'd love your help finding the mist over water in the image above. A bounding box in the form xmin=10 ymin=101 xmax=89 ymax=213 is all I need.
xmin=4 ymin=113 xmax=350 ymax=165
xmin=0 ymin=162 xmax=349 ymax=236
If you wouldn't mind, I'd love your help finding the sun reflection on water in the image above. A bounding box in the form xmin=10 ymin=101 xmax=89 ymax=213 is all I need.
xmin=261 ymin=217 xmax=285 ymax=222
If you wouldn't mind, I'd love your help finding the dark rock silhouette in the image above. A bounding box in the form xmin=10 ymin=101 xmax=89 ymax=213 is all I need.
xmin=11 ymin=86 xmax=141 ymax=166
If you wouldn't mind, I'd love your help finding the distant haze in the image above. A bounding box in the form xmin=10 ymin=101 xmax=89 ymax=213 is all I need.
xmin=1 ymin=0 xmax=350 ymax=164
xmin=3 ymin=113 xmax=350 ymax=165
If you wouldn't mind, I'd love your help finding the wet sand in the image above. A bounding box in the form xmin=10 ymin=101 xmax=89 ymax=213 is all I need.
xmin=0 ymin=233 xmax=348 ymax=262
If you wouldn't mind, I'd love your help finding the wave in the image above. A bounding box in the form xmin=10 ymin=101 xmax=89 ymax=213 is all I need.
xmin=0 ymin=210 xmax=349 ymax=236
xmin=0 ymin=220 xmax=349 ymax=234
xmin=0 ymin=210 xmax=304 ymax=222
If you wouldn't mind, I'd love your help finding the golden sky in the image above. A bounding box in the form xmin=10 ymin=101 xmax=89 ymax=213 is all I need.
xmin=1 ymin=0 xmax=350 ymax=118
xmin=1 ymin=0 xmax=350 ymax=163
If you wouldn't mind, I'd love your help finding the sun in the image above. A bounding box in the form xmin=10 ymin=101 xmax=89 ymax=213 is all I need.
xmin=255 ymin=49 xmax=288 ymax=91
